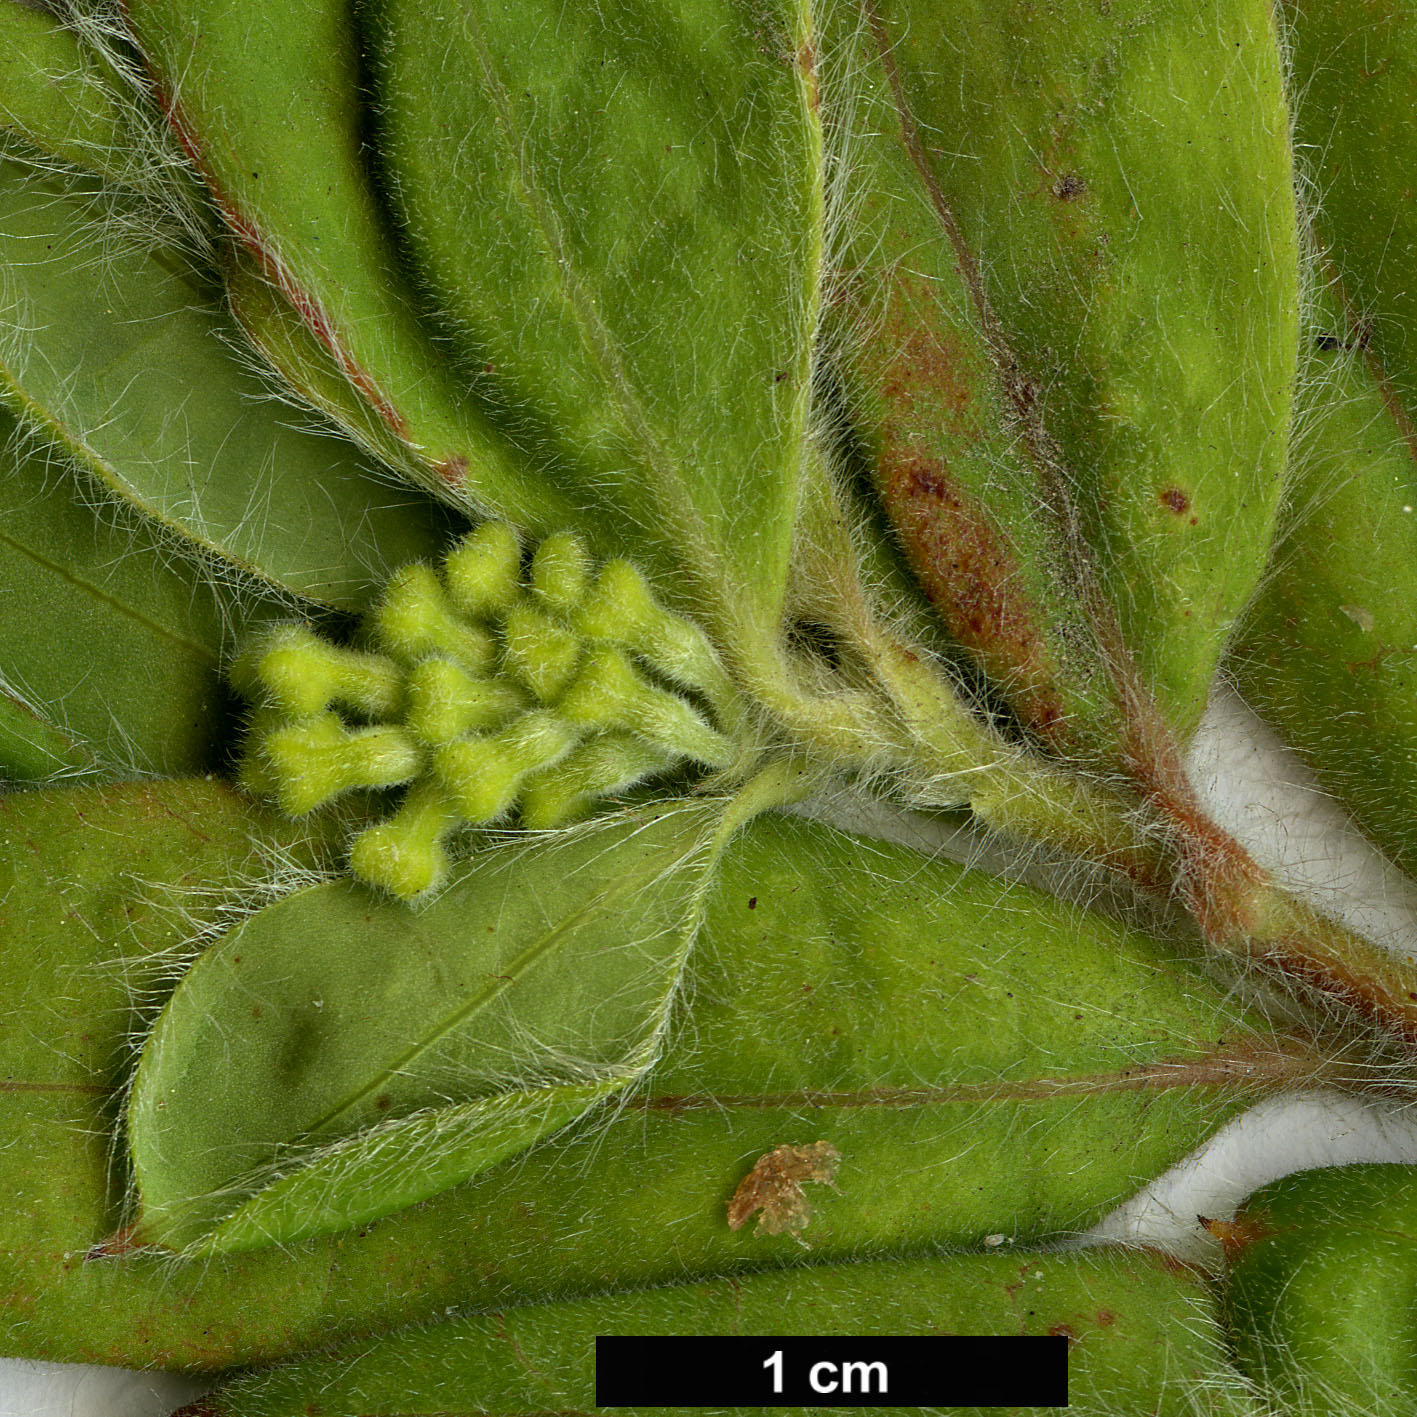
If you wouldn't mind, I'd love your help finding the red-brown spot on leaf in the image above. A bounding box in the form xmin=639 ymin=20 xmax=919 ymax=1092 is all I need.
xmin=1201 ymin=1209 xmax=1275 ymax=1262
xmin=861 ymin=273 xmax=1076 ymax=742
xmin=436 ymin=454 xmax=470 ymax=486
xmin=86 ymin=1223 xmax=143 ymax=1261
xmin=877 ymin=447 xmax=1069 ymax=743
xmin=796 ymin=39 xmax=819 ymax=112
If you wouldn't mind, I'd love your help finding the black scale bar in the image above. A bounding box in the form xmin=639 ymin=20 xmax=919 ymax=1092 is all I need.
xmin=595 ymin=1335 xmax=1069 ymax=1408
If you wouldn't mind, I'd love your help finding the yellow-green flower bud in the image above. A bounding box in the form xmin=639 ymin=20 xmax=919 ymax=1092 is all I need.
xmin=434 ymin=710 xmax=581 ymax=822
xmin=234 ymin=624 xmax=402 ymax=719
xmin=403 ymin=659 xmax=526 ymax=744
xmin=226 ymin=527 xmax=748 ymax=879
xmin=502 ymin=600 xmax=582 ymax=702
xmin=234 ymin=704 xmax=288 ymax=801
xmin=573 ymin=557 xmax=665 ymax=644
xmin=444 ymin=521 xmax=521 ymax=621
xmin=349 ymin=783 xmax=461 ymax=900
xmin=573 ymin=559 xmax=736 ymax=715
xmin=374 ymin=564 xmax=495 ymax=673
xmin=520 ymin=733 xmax=677 ymax=829
xmin=528 ymin=531 xmax=590 ymax=615
xmin=263 ymin=714 xmax=421 ymax=815
xmin=557 ymin=648 xmax=733 ymax=766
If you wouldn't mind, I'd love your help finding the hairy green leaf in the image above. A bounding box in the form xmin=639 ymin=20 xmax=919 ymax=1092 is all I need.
xmin=1232 ymin=0 xmax=1417 ymax=875
xmin=193 ymin=1246 xmax=1257 ymax=1417
xmin=1233 ymin=285 xmax=1417 ymax=876
xmin=137 ymin=799 xmax=1333 ymax=1255
xmin=0 ymin=780 xmax=388 ymax=1368
xmin=122 ymin=0 xmax=579 ymax=534
xmin=223 ymin=247 xmax=430 ymax=483
xmin=127 ymin=800 xmax=730 ymax=1254
xmin=0 ymin=156 xmax=460 ymax=614
xmin=0 ymin=794 xmax=1329 ymax=1371
xmin=0 ymin=1 xmax=146 ymax=188
xmin=0 ymin=679 xmax=91 ymax=780
xmin=835 ymin=0 xmax=1296 ymax=751
xmin=0 ymin=401 xmax=231 ymax=778
xmin=1221 ymin=1164 xmax=1417 ymax=1416
xmin=1280 ymin=0 xmax=1417 ymax=407
xmin=365 ymin=0 xmax=822 ymax=643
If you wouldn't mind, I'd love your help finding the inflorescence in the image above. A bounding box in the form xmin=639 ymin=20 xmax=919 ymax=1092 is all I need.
xmin=233 ymin=524 xmax=745 ymax=900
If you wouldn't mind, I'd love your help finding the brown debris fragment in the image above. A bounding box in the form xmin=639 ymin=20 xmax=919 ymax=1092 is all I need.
xmin=727 ymin=1141 xmax=841 ymax=1239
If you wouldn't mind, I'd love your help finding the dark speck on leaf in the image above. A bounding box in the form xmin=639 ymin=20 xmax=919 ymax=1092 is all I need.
xmin=1051 ymin=173 xmax=1087 ymax=201
xmin=1315 ymin=323 xmax=1372 ymax=352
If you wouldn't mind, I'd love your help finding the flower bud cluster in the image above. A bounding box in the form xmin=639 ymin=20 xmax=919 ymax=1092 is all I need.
xmin=233 ymin=524 xmax=742 ymax=899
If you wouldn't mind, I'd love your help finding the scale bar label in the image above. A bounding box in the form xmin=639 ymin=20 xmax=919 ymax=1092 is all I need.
xmin=595 ymin=1335 xmax=1068 ymax=1407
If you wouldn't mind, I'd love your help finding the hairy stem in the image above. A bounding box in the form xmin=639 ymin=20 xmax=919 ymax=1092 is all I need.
xmin=776 ymin=456 xmax=1417 ymax=1045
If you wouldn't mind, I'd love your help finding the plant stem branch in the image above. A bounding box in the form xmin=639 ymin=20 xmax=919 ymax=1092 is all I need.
xmin=775 ymin=451 xmax=1417 ymax=1046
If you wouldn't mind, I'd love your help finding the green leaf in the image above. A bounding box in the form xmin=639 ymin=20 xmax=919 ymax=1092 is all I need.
xmin=817 ymin=9 xmax=1106 ymax=752
xmin=0 ymin=402 xmax=231 ymax=779
xmin=122 ymin=0 xmax=580 ymax=535
xmin=1231 ymin=0 xmax=1417 ymax=876
xmin=0 ymin=780 xmax=379 ymax=1368
xmin=1232 ymin=285 xmax=1417 ymax=876
xmin=0 ymin=798 xmax=1325 ymax=1371
xmin=194 ymin=1246 xmax=1257 ymax=1417
xmin=833 ymin=0 xmax=1297 ymax=751
xmin=0 ymin=679 xmax=93 ymax=780
xmin=0 ymin=778 xmax=329 ymax=1107
xmin=364 ymin=0 xmax=823 ymax=644
xmin=1220 ymin=1164 xmax=1417 ymax=1416
xmin=1280 ymin=0 xmax=1417 ymax=408
xmin=223 ymin=247 xmax=430 ymax=484
xmin=0 ymin=1 xmax=148 ymax=188
xmin=127 ymin=799 xmax=730 ymax=1254
xmin=0 ymin=155 xmax=461 ymax=614
xmin=129 ymin=799 xmax=1331 ymax=1258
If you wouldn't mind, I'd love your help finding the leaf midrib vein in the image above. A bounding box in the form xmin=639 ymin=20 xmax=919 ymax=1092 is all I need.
xmin=455 ymin=6 xmax=718 ymax=578
xmin=638 ymin=1040 xmax=1330 ymax=1111
xmin=0 ymin=512 xmax=218 ymax=665
xmin=299 ymin=861 xmax=673 ymax=1141
xmin=0 ymin=1078 xmax=109 ymax=1095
